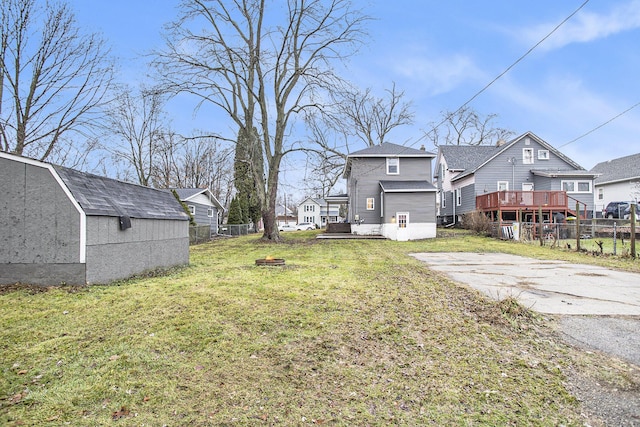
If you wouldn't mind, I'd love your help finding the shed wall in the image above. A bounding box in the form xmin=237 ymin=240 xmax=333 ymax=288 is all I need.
xmin=85 ymin=217 xmax=189 ymax=284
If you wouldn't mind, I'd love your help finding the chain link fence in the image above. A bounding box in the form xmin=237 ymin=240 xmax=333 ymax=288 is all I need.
xmin=219 ymin=224 xmax=251 ymax=237
xmin=189 ymin=225 xmax=212 ymax=245
xmin=492 ymin=220 xmax=638 ymax=256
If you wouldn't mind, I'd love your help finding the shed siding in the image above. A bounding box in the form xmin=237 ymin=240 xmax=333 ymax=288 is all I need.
xmin=1 ymin=158 xmax=85 ymax=285
xmin=85 ymin=217 xmax=189 ymax=284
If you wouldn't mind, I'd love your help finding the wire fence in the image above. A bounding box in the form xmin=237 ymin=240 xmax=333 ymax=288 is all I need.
xmin=189 ymin=225 xmax=212 ymax=245
xmin=491 ymin=220 xmax=638 ymax=257
xmin=219 ymin=224 xmax=252 ymax=237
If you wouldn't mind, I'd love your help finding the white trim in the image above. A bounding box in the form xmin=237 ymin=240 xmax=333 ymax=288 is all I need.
xmin=522 ymin=148 xmax=534 ymax=164
xmin=366 ymin=197 xmax=375 ymax=210
xmin=0 ymin=152 xmax=87 ymax=263
xmin=538 ymin=149 xmax=549 ymax=160
xmin=497 ymin=181 xmax=509 ymax=191
xmin=562 ymin=179 xmax=592 ymax=193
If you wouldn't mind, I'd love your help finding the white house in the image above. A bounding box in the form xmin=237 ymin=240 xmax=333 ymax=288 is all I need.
xmin=297 ymin=197 xmax=340 ymax=228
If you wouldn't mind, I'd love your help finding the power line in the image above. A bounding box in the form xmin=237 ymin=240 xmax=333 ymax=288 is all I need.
xmin=427 ymin=0 xmax=590 ymax=136
xmin=559 ymin=100 xmax=640 ymax=148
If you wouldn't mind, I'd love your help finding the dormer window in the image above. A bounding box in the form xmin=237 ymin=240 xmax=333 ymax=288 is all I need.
xmin=387 ymin=157 xmax=399 ymax=175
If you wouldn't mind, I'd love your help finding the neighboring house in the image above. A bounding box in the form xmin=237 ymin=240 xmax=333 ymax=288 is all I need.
xmin=590 ymin=153 xmax=640 ymax=216
xmin=276 ymin=204 xmax=296 ymax=226
xmin=434 ymin=131 xmax=598 ymax=224
xmin=338 ymin=142 xmax=437 ymax=241
xmin=0 ymin=152 xmax=190 ymax=286
xmin=172 ymin=188 xmax=224 ymax=234
xmin=297 ymin=197 xmax=340 ymax=228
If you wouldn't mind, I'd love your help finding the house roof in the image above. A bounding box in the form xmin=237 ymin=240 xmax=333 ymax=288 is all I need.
xmin=379 ymin=180 xmax=437 ymax=192
xmin=54 ymin=166 xmax=189 ymax=220
xmin=348 ymin=142 xmax=436 ymax=158
xmin=437 ymin=145 xmax=497 ymax=172
xmin=590 ymin=153 xmax=640 ymax=185
xmin=530 ymin=169 xmax=598 ymax=178
xmin=172 ymin=188 xmax=224 ymax=210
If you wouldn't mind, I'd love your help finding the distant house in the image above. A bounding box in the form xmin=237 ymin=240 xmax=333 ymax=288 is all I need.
xmin=297 ymin=197 xmax=340 ymax=228
xmin=434 ymin=131 xmax=598 ymax=224
xmin=172 ymin=188 xmax=224 ymax=234
xmin=590 ymin=153 xmax=640 ymax=216
xmin=337 ymin=142 xmax=437 ymax=241
xmin=0 ymin=152 xmax=190 ymax=286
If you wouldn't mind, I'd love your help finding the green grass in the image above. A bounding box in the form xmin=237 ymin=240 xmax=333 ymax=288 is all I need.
xmin=1 ymin=230 xmax=637 ymax=425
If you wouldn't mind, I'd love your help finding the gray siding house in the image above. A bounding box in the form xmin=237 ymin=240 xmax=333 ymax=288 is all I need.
xmin=341 ymin=142 xmax=437 ymax=240
xmin=434 ymin=132 xmax=597 ymax=224
xmin=1 ymin=152 xmax=190 ymax=286
xmin=173 ymin=188 xmax=224 ymax=234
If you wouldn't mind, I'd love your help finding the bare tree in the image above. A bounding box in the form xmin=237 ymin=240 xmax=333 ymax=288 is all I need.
xmin=154 ymin=0 xmax=368 ymax=241
xmin=425 ymin=106 xmax=514 ymax=147
xmin=304 ymin=82 xmax=414 ymax=196
xmin=102 ymin=85 xmax=167 ymax=186
xmin=0 ymin=0 xmax=114 ymax=161
xmin=333 ymin=82 xmax=414 ymax=147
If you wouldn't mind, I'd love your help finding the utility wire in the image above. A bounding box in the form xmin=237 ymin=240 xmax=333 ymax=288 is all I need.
xmin=426 ymin=0 xmax=590 ymax=137
xmin=559 ymin=100 xmax=640 ymax=148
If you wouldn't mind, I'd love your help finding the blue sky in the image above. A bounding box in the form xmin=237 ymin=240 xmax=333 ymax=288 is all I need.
xmin=70 ymin=0 xmax=640 ymax=196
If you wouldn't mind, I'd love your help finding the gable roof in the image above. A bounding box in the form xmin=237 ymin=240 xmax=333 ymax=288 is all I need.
xmin=590 ymin=153 xmax=640 ymax=185
xmin=54 ymin=166 xmax=189 ymax=220
xmin=172 ymin=188 xmax=224 ymax=209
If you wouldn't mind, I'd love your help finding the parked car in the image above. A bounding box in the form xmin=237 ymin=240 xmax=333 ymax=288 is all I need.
xmin=296 ymin=222 xmax=315 ymax=230
xmin=603 ymin=201 xmax=631 ymax=219
xmin=278 ymin=223 xmax=297 ymax=232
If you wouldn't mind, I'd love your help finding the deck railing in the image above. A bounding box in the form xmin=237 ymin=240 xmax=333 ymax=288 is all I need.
xmin=476 ymin=190 xmax=586 ymax=216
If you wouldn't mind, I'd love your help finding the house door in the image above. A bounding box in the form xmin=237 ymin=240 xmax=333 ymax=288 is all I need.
xmin=396 ymin=212 xmax=409 ymax=241
xmin=522 ymin=183 xmax=534 ymax=205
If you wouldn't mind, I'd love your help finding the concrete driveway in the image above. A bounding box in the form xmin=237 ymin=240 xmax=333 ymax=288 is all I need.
xmin=410 ymin=252 xmax=640 ymax=316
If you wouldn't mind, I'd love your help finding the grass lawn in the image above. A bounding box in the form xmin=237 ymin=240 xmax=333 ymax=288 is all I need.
xmin=1 ymin=230 xmax=637 ymax=425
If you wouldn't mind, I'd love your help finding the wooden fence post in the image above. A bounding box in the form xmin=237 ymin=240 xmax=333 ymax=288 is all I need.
xmin=575 ymin=202 xmax=581 ymax=252
xmin=632 ymin=203 xmax=636 ymax=259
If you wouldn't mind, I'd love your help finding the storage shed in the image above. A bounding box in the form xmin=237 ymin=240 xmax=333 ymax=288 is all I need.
xmin=0 ymin=152 xmax=190 ymax=285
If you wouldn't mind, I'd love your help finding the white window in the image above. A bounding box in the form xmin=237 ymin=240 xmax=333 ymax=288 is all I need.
xmin=455 ymin=188 xmax=461 ymax=206
xmin=441 ymin=192 xmax=446 ymax=208
xmin=538 ymin=149 xmax=549 ymax=160
xmin=397 ymin=212 xmax=409 ymax=229
xmin=304 ymin=204 xmax=315 ymax=212
xmin=386 ymin=157 xmax=399 ymax=175
xmin=598 ymin=188 xmax=604 ymax=200
xmin=380 ymin=191 xmax=384 ymax=217
xmin=366 ymin=197 xmax=375 ymax=210
xmin=207 ymin=208 xmax=214 ymax=217
xmin=188 ymin=205 xmax=195 ymax=215
xmin=523 ymin=148 xmax=534 ymax=164
xmin=562 ymin=180 xmax=591 ymax=193
xmin=304 ymin=216 xmax=314 ymax=223
xmin=497 ymin=181 xmax=509 ymax=191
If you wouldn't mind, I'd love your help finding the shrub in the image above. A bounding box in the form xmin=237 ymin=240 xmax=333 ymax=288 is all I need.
xmin=462 ymin=210 xmax=492 ymax=235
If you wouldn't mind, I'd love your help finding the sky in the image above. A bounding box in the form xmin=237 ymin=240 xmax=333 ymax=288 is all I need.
xmin=68 ymin=0 xmax=640 ymax=199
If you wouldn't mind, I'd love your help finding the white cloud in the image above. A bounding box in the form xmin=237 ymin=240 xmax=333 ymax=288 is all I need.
xmin=521 ymin=0 xmax=640 ymax=51
xmin=386 ymin=52 xmax=483 ymax=97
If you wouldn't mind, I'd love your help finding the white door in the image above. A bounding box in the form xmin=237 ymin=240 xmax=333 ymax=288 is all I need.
xmin=522 ymin=183 xmax=534 ymax=205
xmin=396 ymin=212 xmax=409 ymax=241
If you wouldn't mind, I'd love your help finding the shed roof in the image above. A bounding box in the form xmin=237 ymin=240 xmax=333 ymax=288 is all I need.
xmin=54 ymin=166 xmax=189 ymax=220
xmin=590 ymin=153 xmax=640 ymax=185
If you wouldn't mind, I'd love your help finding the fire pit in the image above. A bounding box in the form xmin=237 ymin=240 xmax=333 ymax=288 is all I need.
xmin=255 ymin=257 xmax=285 ymax=266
